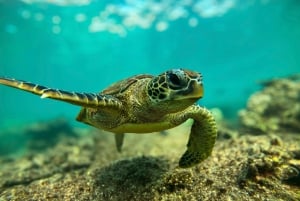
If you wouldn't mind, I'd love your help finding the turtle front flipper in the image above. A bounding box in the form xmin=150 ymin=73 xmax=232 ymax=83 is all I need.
xmin=0 ymin=77 xmax=122 ymax=108
xmin=176 ymin=105 xmax=217 ymax=168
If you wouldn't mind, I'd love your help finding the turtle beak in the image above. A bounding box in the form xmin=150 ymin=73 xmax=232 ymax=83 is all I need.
xmin=175 ymin=79 xmax=203 ymax=100
xmin=188 ymin=80 xmax=203 ymax=99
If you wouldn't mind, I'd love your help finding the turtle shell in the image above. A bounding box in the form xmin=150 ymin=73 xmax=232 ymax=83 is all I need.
xmin=101 ymin=74 xmax=153 ymax=95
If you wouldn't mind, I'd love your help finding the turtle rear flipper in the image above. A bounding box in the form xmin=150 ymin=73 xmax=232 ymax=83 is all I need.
xmin=0 ymin=77 xmax=122 ymax=108
xmin=114 ymin=133 xmax=125 ymax=152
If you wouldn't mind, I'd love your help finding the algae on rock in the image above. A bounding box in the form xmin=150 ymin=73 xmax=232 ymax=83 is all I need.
xmin=239 ymin=76 xmax=300 ymax=134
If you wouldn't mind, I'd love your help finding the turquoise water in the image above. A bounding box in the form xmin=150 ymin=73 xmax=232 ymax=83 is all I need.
xmin=0 ymin=0 xmax=299 ymax=129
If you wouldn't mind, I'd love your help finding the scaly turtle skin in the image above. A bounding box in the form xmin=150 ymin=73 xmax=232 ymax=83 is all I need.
xmin=0 ymin=69 xmax=217 ymax=168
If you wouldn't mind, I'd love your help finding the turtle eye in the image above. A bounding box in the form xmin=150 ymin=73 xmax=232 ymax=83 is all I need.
xmin=168 ymin=73 xmax=181 ymax=86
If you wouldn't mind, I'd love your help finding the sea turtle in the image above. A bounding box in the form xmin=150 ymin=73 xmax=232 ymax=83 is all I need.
xmin=0 ymin=69 xmax=217 ymax=168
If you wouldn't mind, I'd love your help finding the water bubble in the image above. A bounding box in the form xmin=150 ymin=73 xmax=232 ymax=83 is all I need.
xmin=188 ymin=17 xmax=198 ymax=27
xmin=168 ymin=6 xmax=187 ymax=21
xmin=52 ymin=25 xmax=61 ymax=34
xmin=34 ymin=13 xmax=44 ymax=21
xmin=21 ymin=10 xmax=31 ymax=19
xmin=107 ymin=24 xmax=127 ymax=37
xmin=52 ymin=16 xmax=61 ymax=24
xmin=75 ymin=13 xmax=87 ymax=22
xmin=89 ymin=17 xmax=103 ymax=32
xmin=193 ymin=0 xmax=235 ymax=18
xmin=149 ymin=2 xmax=164 ymax=14
xmin=156 ymin=21 xmax=169 ymax=32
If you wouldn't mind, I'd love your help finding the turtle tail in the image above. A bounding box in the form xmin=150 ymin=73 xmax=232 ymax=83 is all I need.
xmin=0 ymin=77 xmax=121 ymax=108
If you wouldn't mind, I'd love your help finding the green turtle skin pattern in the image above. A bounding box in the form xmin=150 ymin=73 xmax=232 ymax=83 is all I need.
xmin=0 ymin=69 xmax=217 ymax=168
xmin=175 ymin=105 xmax=217 ymax=168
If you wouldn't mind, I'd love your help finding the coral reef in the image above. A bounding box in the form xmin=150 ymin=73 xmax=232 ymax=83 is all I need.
xmin=239 ymin=75 xmax=300 ymax=134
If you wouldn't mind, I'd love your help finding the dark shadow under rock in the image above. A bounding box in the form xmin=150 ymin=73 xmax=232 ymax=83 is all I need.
xmin=93 ymin=156 xmax=169 ymax=201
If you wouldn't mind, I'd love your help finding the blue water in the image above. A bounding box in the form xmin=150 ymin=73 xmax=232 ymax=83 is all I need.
xmin=0 ymin=0 xmax=299 ymax=129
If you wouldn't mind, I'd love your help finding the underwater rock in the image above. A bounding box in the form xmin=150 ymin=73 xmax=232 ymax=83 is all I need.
xmin=0 ymin=118 xmax=77 ymax=157
xmin=239 ymin=75 xmax=300 ymax=134
xmin=24 ymin=118 xmax=78 ymax=150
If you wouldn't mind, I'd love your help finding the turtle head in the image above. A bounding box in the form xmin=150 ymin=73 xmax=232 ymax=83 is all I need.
xmin=147 ymin=69 xmax=203 ymax=104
